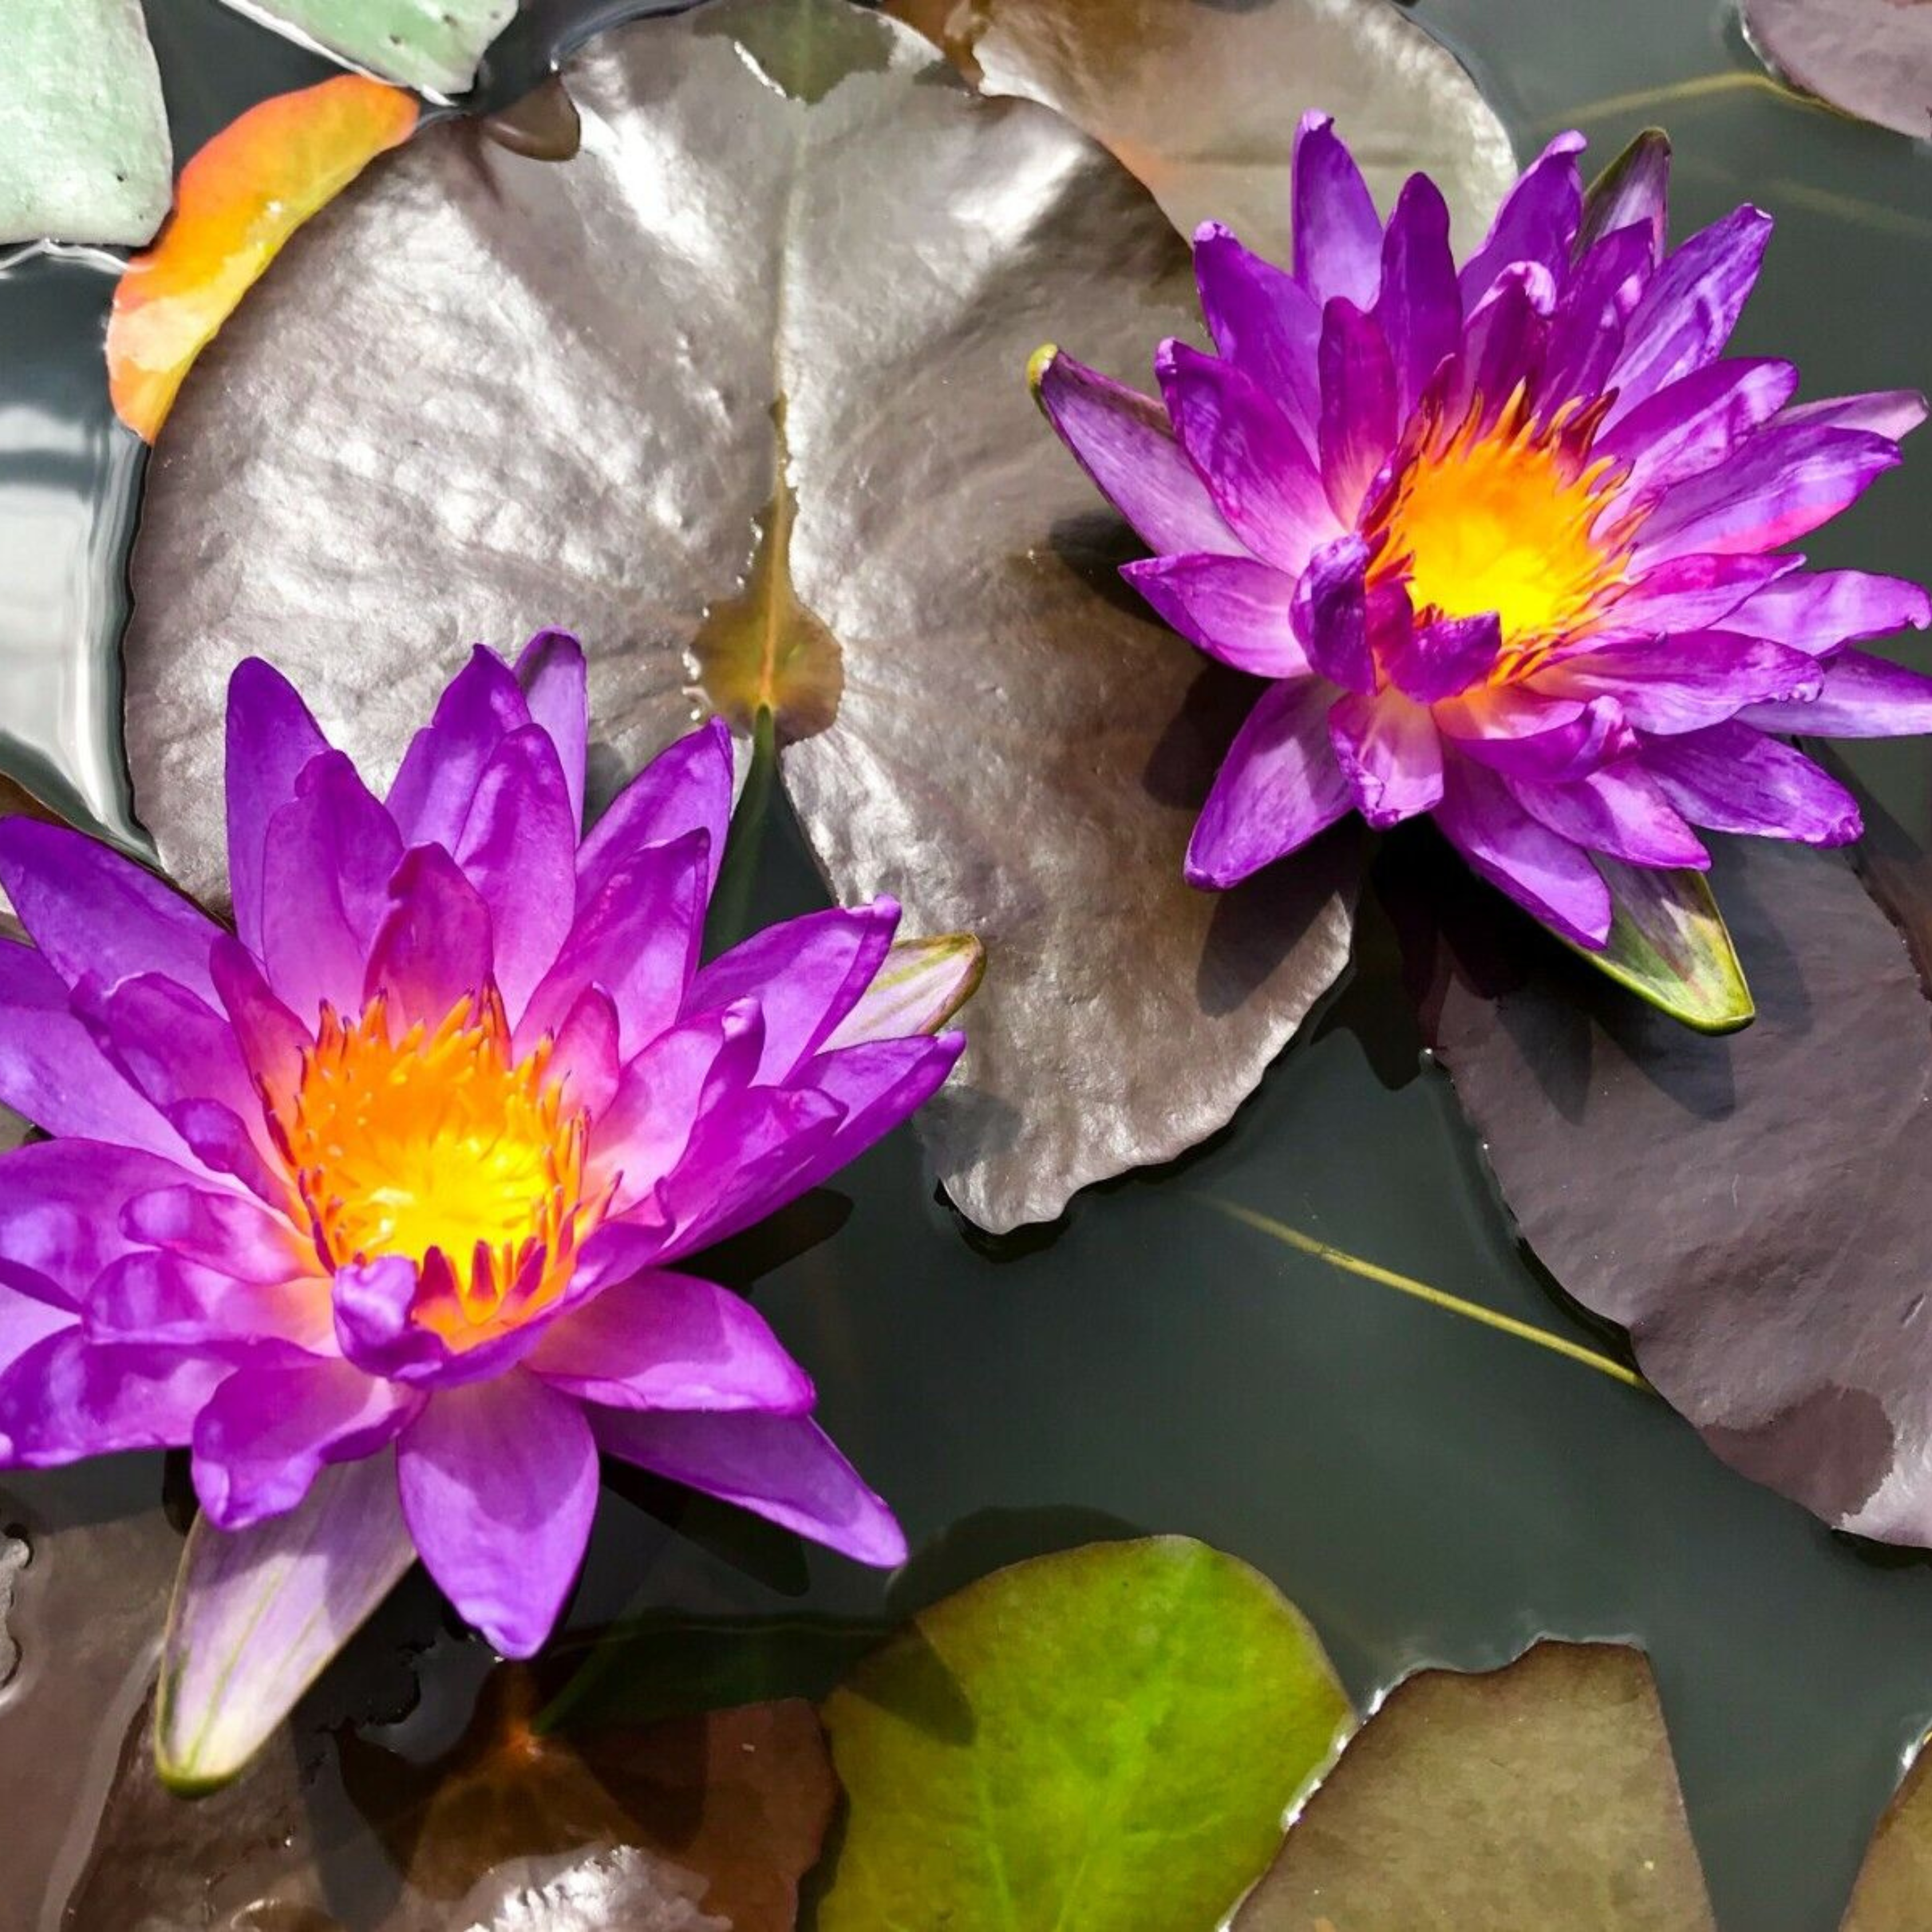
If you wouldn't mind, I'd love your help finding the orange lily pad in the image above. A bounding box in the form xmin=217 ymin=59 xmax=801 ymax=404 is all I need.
xmin=106 ymin=75 xmax=418 ymax=444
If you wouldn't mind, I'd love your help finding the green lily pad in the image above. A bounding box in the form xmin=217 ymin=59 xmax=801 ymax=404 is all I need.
xmin=1564 ymin=858 xmax=1755 ymax=1034
xmin=815 ymin=1536 xmax=1352 ymax=1931
xmin=0 ymin=0 xmax=172 ymax=244
xmin=214 ymin=0 xmax=516 ymax=97
xmin=1235 ymin=1643 xmax=1716 ymax=1931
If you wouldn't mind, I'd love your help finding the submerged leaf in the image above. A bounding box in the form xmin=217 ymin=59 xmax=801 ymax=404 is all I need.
xmin=1742 ymin=0 xmax=1932 ymax=140
xmin=156 ymin=1451 xmax=417 ymax=1791
xmin=108 ymin=76 xmax=420 ymax=442
xmin=1234 ymin=1643 xmax=1715 ymax=1930
xmin=0 ymin=0 xmax=172 ymax=245
xmin=1564 ymin=858 xmax=1754 ymax=1034
xmin=120 ymin=0 xmax=1359 ymax=1232
xmin=816 ymin=1536 xmax=1352 ymax=1931
xmin=213 ymin=0 xmax=516 ymax=96
xmin=1391 ymin=829 xmax=1932 ymax=1551
xmin=885 ymin=0 xmax=1516 ymax=260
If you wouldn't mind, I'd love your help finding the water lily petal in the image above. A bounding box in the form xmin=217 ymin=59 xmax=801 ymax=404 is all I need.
xmin=1456 ymin=266 xmax=1551 ymax=433
xmin=529 ymin=1269 xmax=814 ymax=1415
xmin=1291 ymin=534 xmax=1376 ymax=692
xmin=517 ymin=828 xmax=710 ymax=1060
xmin=1535 ymin=631 xmax=1822 ymax=733
xmin=88 ymin=1249 xmax=322 ymax=1349
xmin=1642 ymin=722 xmax=1861 ymax=844
xmin=513 ymin=629 xmax=589 ymax=834
xmin=1030 ymin=347 xmax=1236 ymax=557
xmin=1605 ymin=205 xmax=1773 ymax=424
xmin=1375 ymin=173 xmax=1461 ymax=418
xmin=0 ymin=942 xmax=185 ymax=1157
xmin=209 ymin=935 xmax=310 ymax=1098
xmin=1292 ymin=111 xmax=1382 ymax=310
xmin=1576 ymin=128 xmax=1670 ymax=262
xmin=1504 ymin=762 xmax=1710 ymax=869
xmin=1739 ymin=647 xmax=1932 ymax=737
xmin=452 ymin=724 xmax=578 ymax=1017
xmin=1317 ymin=297 xmax=1398 ymax=523
xmin=1724 ymin=568 xmax=1932 ymax=655
xmin=0 ymin=1139 xmax=199 ymax=1305
xmin=785 ymin=1032 xmax=969 ymax=1200
xmin=1186 ymin=678 xmax=1352 ymax=889
xmin=1598 ymin=358 xmax=1800 ymax=505
xmin=1779 ymin=389 xmax=1929 ymax=439
xmin=1386 ymin=612 xmax=1503 ymax=705
xmin=551 ymin=985 xmax=622 ymax=1119
xmin=1194 ymin=222 xmax=1323 ymax=442
xmin=1156 ymin=341 xmax=1338 ymax=574
xmin=576 ymin=716 xmax=734 ymax=906
xmin=225 ymin=658 xmax=331 ymax=959
xmin=1441 ymin=692 xmax=1634 ymax=783
xmin=398 ymin=1373 xmax=599 ymax=1658
xmin=593 ymin=1407 xmax=906 ymax=1567
xmin=1121 ymin=553 xmax=1311 ymax=679
xmin=1457 ymin=131 xmax=1584 ymax=309
xmin=1435 ymin=756 xmax=1613 ymax=948
xmin=1602 ymin=553 xmax=1797 ymax=635
xmin=0 ymin=1327 xmax=242 ymax=1466
xmin=363 ymin=844 xmax=495 ymax=1026
xmin=119 ymin=1186 xmax=313 ymax=1288
xmin=687 ymin=900 xmax=899 ymax=1083
xmin=1538 ymin=222 xmax=1650 ymax=413
xmin=1327 ymin=690 xmax=1443 ymax=827
xmin=192 ymin=1356 xmax=418 ymax=1530
xmin=385 ymin=646 xmax=531 ymax=854
xmin=0 ymin=819 xmax=220 ymax=1003
xmin=260 ymin=752 xmax=404 ymax=1026
xmin=823 ymin=935 xmax=986 ymax=1049
xmin=156 ymin=1450 xmax=417 ymax=1792
xmin=653 ymin=1087 xmax=848 ymax=1262
xmin=0 ymin=1287 xmax=75 ymax=1377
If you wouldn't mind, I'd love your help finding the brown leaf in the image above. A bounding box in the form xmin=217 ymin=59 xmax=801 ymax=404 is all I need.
xmin=1234 ymin=1643 xmax=1716 ymax=1931
xmin=1388 ymin=825 xmax=1932 ymax=1548
xmin=120 ymin=0 xmax=1357 ymax=1232
xmin=1840 ymin=1740 xmax=1932 ymax=1931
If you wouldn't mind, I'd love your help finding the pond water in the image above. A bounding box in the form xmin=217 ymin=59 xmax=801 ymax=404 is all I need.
xmin=4 ymin=1 xmax=1932 ymax=1928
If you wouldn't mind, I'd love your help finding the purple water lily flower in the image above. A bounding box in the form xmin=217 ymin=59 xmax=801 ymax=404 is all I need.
xmin=0 ymin=634 xmax=977 ymax=1658
xmin=1034 ymin=119 xmax=1932 ymax=947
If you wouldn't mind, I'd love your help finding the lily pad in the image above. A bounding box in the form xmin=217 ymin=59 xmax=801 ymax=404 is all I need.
xmin=886 ymin=0 xmax=1517 ymax=262
xmin=1390 ymin=827 xmax=1932 ymax=1548
xmin=0 ymin=0 xmax=172 ymax=245
xmin=108 ymin=75 xmax=421 ymax=444
xmin=214 ymin=0 xmax=516 ymax=97
xmin=1842 ymin=1739 xmax=1932 ymax=1930
xmin=815 ymin=1536 xmax=1352 ymax=1930
xmin=1234 ymin=1643 xmax=1716 ymax=1930
xmin=119 ymin=0 xmax=1360 ymax=1233
xmin=1742 ymin=0 xmax=1932 ymax=141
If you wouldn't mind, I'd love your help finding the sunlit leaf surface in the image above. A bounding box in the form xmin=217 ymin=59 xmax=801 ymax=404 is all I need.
xmin=1234 ymin=1643 xmax=1716 ymax=1930
xmin=214 ymin=0 xmax=516 ymax=96
xmin=120 ymin=0 xmax=1360 ymax=1233
xmin=887 ymin=0 xmax=1516 ymax=261
xmin=816 ymin=1536 xmax=1352 ymax=1930
xmin=0 ymin=0 xmax=172 ymax=244
xmin=108 ymin=75 xmax=420 ymax=443
xmin=1742 ymin=0 xmax=1932 ymax=140
xmin=1391 ymin=828 xmax=1932 ymax=1551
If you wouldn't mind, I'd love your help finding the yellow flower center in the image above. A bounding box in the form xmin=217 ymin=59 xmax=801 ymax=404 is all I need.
xmin=1368 ymin=388 xmax=1631 ymax=673
xmin=273 ymin=989 xmax=593 ymax=1327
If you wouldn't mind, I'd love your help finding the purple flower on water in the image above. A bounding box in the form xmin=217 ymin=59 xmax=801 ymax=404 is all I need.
xmin=1035 ymin=119 xmax=1932 ymax=948
xmin=0 ymin=635 xmax=977 ymax=1657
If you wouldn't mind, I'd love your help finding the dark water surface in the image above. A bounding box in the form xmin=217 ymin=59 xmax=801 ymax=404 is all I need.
xmin=5 ymin=2 xmax=1932 ymax=1928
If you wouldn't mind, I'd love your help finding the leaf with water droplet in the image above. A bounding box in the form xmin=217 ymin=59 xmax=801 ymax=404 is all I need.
xmin=120 ymin=0 xmax=1366 ymax=1232
xmin=213 ymin=0 xmax=517 ymax=97
xmin=1233 ymin=1643 xmax=1716 ymax=1930
xmin=0 ymin=0 xmax=172 ymax=245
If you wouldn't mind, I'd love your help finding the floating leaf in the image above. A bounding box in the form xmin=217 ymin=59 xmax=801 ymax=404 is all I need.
xmin=1391 ymin=829 xmax=1932 ymax=1550
xmin=1742 ymin=0 xmax=1932 ymax=140
xmin=0 ymin=1470 xmax=184 ymax=1922
xmin=0 ymin=0 xmax=172 ymax=245
xmin=885 ymin=0 xmax=1515 ymax=262
xmin=815 ymin=1536 xmax=1352 ymax=1930
xmin=1234 ymin=1643 xmax=1716 ymax=1930
xmin=1564 ymin=858 xmax=1754 ymax=1034
xmin=214 ymin=0 xmax=516 ymax=97
xmin=119 ymin=0 xmax=1360 ymax=1233
xmin=107 ymin=75 xmax=420 ymax=444
xmin=1842 ymin=1737 xmax=1932 ymax=1930
xmin=156 ymin=1450 xmax=417 ymax=1792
